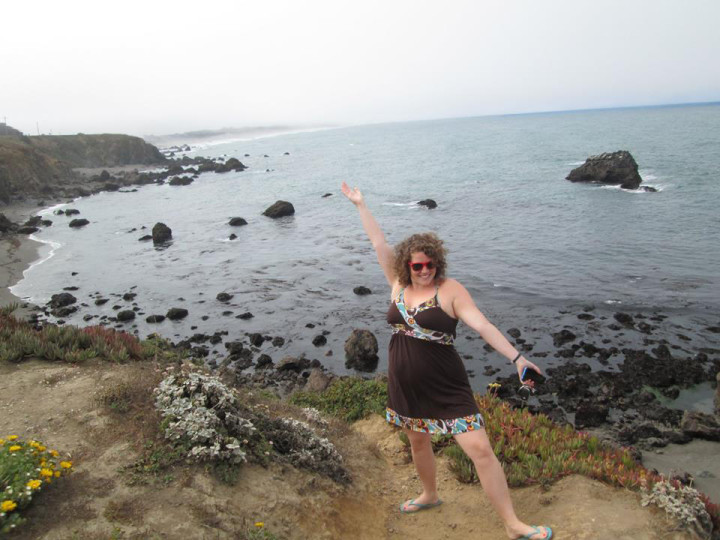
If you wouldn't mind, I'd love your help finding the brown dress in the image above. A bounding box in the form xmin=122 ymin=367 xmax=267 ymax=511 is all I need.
xmin=385 ymin=287 xmax=484 ymax=434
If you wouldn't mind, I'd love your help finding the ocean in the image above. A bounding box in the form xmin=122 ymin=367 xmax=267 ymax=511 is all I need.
xmin=12 ymin=103 xmax=720 ymax=390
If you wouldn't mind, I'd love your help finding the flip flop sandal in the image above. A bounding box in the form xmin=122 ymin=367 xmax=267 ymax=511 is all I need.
xmin=399 ymin=498 xmax=444 ymax=514
xmin=517 ymin=525 xmax=553 ymax=539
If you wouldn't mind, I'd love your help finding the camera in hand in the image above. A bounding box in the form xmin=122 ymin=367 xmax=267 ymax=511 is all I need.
xmin=517 ymin=366 xmax=546 ymax=398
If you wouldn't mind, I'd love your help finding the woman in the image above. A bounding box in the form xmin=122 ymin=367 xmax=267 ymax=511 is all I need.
xmin=341 ymin=182 xmax=552 ymax=540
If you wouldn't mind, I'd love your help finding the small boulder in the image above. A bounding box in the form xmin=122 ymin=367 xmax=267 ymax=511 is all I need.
xmin=17 ymin=226 xmax=39 ymax=234
xmin=344 ymin=329 xmax=379 ymax=372
xmin=418 ymin=199 xmax=437 ymax=209
xmin=353 ymin=286 xmax=372 ymax=296
xmin=49 ymin=293 xmax=77 ymax=309
xmin=312 ymin=335 xmax=327 ymax=347
xmin=69 ymin=219 xmax=89 ymax=228
xmin=229 ymin=217 xmax=248 ymax=226
xmin=216 ymin=292 xmax=234 ymax=302
xmin=680 ymin=411 xmax=720 ymax=441
xmin=566 ymin=150 xmax=643 ymax=190
xmin=146 ymin=315 xmax=166 ymax=323
xmin=166 ymin=307 xmax=188 ymax=320
xmin=117 ymin=310 xmax=136 ymax=322
xmin=0 ymin=214 xmax=17 ymax=233
xmin=152 ymin=223 xmax=172 ymax=244
xmin=65 ymin=209 xmax=80 ymax=216
xmin=169 ymin=176 xmax=194 ymax=186
xmin=262 ymin=200 xmax=295 ymax=218
xmin=574 ymin=401 xmax=609 ymax=429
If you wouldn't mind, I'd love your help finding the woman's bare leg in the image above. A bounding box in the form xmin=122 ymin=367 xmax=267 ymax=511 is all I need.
xmin=454 ymin=429 xmax=550 ymax=539
xmin=401 ymin=429 xmax=441 ymax=510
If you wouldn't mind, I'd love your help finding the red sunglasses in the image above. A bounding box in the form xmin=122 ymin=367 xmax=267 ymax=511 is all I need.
xmin=408 ymin=261 xmax=436 ymax=272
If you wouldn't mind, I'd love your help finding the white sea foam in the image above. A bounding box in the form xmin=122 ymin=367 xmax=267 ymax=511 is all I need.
xmin=9 ymin=234 xmax=63 ymax=302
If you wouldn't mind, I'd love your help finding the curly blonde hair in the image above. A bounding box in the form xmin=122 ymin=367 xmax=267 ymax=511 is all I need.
xmin=393 ymin=232 xmax=448 ymax=287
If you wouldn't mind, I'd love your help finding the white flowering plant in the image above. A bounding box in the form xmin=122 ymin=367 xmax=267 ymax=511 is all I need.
xmin=154 ymin=372 xmax=350 ymax=484
xmin=641 ymin=479 xmax=714 ymax=538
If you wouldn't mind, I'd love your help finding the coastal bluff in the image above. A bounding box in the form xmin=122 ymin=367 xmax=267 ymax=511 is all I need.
xmin=0 ymin=129 xmax=165 ymax=203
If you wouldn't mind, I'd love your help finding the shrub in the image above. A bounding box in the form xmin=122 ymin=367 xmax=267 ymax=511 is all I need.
xmin=0 ymin=436 xmax=73 ymax=535
xmin=154 ymin=371 xmax=351 ymax=484
xmin=290 ymin=377 xmax=387 ymax=422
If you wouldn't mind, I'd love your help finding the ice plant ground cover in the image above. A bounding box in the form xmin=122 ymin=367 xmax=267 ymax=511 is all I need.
xmin=154 ymin=370 xmax=351 ymax=484
xmin=0 ymin=435 xmax=73 ymax=535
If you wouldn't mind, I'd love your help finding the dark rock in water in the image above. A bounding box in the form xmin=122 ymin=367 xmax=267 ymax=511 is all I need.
xmin=229 ymin=234 xmax=237 ymax=240
xmin=262 ymin=200 xmax=295 ymax=218
xmin=168 ymin=176 xmax=193 ymax=186
xmin=229 ymin=217 xmax=248 ymax=226
xmin=353 ymin=286 xmax=372 ymax=296
xmin=507 ymin=328 xmax=521 ymax=339
xmin=552 ymin=329 xmax=577 ymax=347
xmin=574 ymin=401 xmax=609 ymax=429
xmin=344 ymin=329 xmax=379 ymax=372
xmin=256 ymin=354 xmax=273 ymax=369
xmin=276 ymin=356 xmax=311 ymax=372
xmin=680 ymin=411 xmax=720 ymax=441
xmin=322 ymin=193 xmax=333 ymax=198
xmin=17 ymin=226 xmax=39 ymax=234
xmin=639 ymin=186 xmax=658 ymax=193
xmin=69 ymin=218 xmax=89 ymax=228
xmin=49 ymin=292 xmax=77 ymax=308
xmin=25 ymin=216 xmax=43 ymax=227
xmin=117 ymin=310 xmax=135 ymax=322
xmin=614 ymin=312 xmax=635 ymax=326
xmin=123 ymin=293 xmax=136 ymax=301
xmin=166 ymin=307 xmax=188 ymax=320
xmin=0 ymin=214 xmax=17 ymax=233
xmin=138 ymin=235 xmax=152 ymax=242
xmin=216 ymin=157 xmax=247 ymax=173
xmin=41 ymin=219 xmax=52 ymax=227
xmin=216 ymin=292 xmax=234 ymax=302
xmin=53 ymin=306 xmax=78 ymax=317
xmin=312 ymin=335 xmax=327 ymax=347
xmin=566 ymin=150 xmax=643 ymax=190
xmin=249 ymin=333 xmax=264 ymax=347
xmin=65 ymin=209 xmax=80 ymax=216
xmin=618 ymin=421 xmax=663 ymax=444
xmin=272 ymin=336 xmax=285 ymax=347
xmin=418 ymin=199 xmax=437 ymax=209
xmin=152 ymin=222 xmax=172 ymax=244
xmin=236 ymin=312 xmax=254 ymax=320
xmin=95 ymin=298 xmax=109 ymax=306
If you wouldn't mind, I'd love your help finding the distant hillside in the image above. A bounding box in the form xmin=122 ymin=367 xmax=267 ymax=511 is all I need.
xmin=0 ymin=129 xmax=166 ymax=203
xmin=30 ymin=133 xmax=166 ymax=167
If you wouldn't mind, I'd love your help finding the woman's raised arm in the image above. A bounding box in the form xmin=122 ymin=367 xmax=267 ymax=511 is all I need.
xmin=341 ymin=182 xmax=396 ymax=287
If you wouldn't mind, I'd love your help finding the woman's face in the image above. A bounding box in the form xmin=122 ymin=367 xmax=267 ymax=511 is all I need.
xmin=408 ymin=251 xmax=436 ymax=287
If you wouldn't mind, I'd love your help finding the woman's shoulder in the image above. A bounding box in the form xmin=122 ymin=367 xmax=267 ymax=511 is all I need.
xmin=438 ymin=277 xmax=464 ymax=291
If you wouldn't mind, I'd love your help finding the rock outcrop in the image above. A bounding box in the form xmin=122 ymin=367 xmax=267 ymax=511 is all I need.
xmin=566 ymin=151 xmax=643 ymax=190
xmin=262 ymin=201 xmax=295 ymax=218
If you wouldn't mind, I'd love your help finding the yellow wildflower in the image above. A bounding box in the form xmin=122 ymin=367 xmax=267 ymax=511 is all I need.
xmin=0 ymin=439 xmax=4 ymax=445
xmin=54 ymin=471 xmax=61 ymax=478
xmin=26 ymin=479 xmax=42 ymax=490
xmin=49 ymin=449 xmax=59 ymax=457
xmin=1 ymin=500 xmax=17 ymax=512
xmin=8 ymin=435 xmax=18 ymax=441
xmin=60 ymin=461 xmax=73 ymax=469
xmin=255 ymin=522 xmax=264 ymax=528
xmin=29 ymin=441 xmax=39 ymax=448
xmin=40 ymin=468 xmax=53 ymax=478
xmin=37 ymin=445 xmax=46 ymax=452
xmin=9 ymin=445 xmax=21 ymax=452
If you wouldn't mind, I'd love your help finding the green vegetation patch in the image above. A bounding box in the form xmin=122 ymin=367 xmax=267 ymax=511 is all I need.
xmin=290 ymin=377 xmax=387 ymax=422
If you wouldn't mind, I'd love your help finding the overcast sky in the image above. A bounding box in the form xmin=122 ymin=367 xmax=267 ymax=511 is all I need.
xmin=2 ymin=0 xmax=719 ymax=137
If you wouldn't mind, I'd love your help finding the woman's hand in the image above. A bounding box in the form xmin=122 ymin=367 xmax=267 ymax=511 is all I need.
xmin=516 ymin=357 xmax=543 ymax=386
xmin=341 ymin=182 xmax=364 ymax=206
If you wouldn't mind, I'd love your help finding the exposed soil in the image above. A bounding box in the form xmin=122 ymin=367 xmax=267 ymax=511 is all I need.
xmin=0 ymin=359 xmax=697 ymax=539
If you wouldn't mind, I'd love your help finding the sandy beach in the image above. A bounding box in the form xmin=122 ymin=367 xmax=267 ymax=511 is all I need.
xmin=0 ymin=202 xmax=46 ymax=315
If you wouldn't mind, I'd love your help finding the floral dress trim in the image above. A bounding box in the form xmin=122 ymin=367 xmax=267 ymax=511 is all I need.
xmin=386 ymin=407 xmax=485 ymax=434
xmin=391 ymin=288 xmax=455 ymax=346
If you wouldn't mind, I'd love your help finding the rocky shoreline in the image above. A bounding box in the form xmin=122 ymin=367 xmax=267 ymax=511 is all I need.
xmin=2 ymin=151 xmax=719 ymax=505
